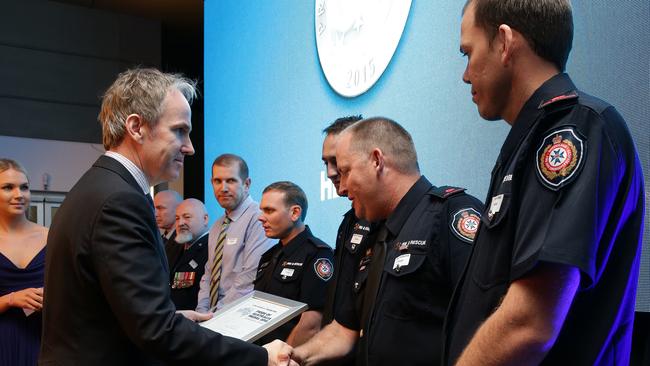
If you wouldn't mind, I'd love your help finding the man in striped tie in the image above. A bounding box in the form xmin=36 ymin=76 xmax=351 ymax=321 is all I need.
xmin=196 ymin=154 xmax=274 ymax=313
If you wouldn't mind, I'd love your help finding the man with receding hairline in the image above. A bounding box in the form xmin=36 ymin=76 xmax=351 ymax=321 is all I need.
xmin=292 ymin=117 xmax=483 ymax=366
xmin=444 ymin=1 xmax=644 ymax=365
xmin=196 ymin=154 xmax=274 ymax=313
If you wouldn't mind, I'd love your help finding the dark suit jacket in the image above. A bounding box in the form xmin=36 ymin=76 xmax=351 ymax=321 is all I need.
xmin=169 ymin=233 xmax=209 ymax=310
xmin=39 ymin=156 xmax=266 ymax=365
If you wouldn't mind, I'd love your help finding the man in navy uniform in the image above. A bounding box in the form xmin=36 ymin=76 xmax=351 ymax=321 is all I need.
xmin=444 ymin=1 xmax=645 ymax=365
xmin=292 ymin=117 xmax=483 ymax=365
xmin=320 ymin=115 xmax=372 ymax=326
xmin=255 ymin=181 xmax=334 ymax=347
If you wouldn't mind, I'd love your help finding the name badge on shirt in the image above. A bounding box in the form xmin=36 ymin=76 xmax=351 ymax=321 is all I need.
xmin=393 ymin=254 xmax=411 ymax=270
xmin=226 ymin=238 xmax=238 ymax=245
xmin=280 ymin=268 xmax=295 ymax=277
xmin=488 ymin=194 xmax=504 ymax=220
xmin=189 ymin=260 xmax=198 ymax=269
xmin=350 ymin=233 xmax=363 ymax=245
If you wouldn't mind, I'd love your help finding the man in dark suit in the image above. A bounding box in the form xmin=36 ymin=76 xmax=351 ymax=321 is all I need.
xmin=169 ymin=198 xmax=210 ymax=310
xmin=40 ymin=68 xmax=292 ymax=365
xmin=154 ymin=189 xmax=183 ymax=268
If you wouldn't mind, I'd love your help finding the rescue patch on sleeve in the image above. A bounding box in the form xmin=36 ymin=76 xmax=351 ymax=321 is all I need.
xmin=314 ymin=258 xmax=333 ymax=281
xmin=450 ymin=208 xmax=481 ymax=244
xmin=536 ymin=127 xmax=585 ymax=190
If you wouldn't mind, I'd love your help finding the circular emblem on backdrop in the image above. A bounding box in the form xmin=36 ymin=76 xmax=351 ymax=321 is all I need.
xmin=314 ymin=258 xmax=333 ymax=281
xmin=450 ymin=208 xmax=481 ymax=244
xmin=536 ymin=127 xmax=585 ymax=190
xmin=315 ymin=0 xmax=412 ymax=97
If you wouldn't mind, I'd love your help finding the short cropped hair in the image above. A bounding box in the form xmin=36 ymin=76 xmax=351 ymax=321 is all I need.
xmin=344 ymin=117 xmax=419 ymax=174
xmin=0 ymin=158 xmax=29 ymax=180
xmin=212 ymin=154 xmax=249 ymax=181
xmin=99 ymin=67 xmax=197 ymax=150
xmin=464 ymin=0 xmax=573 ymax=71
xmin=263 ymin=181 xmax=308 ymax=222
xmin=322 ymin=115 xmax=363 ymax=136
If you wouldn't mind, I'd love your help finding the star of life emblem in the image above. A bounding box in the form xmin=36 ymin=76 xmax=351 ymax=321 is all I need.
xmin=451 ymin=208 xmax=481 ymax=244
xmin=536 ymin=127 xmax=585 ymax=190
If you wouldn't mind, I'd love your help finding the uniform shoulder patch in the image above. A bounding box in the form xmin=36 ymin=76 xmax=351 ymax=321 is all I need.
xmin=313 ymin=258 xmax=333 ymax=281
xmin=431 ymin=186 xmax=466 ymax=199
xmin=535 ymin=127 xmax=585 ymax=190
xmin=450 ymin=207 xmax=481 ymax=244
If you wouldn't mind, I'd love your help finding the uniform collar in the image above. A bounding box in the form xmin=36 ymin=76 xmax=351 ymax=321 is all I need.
xmin=280 ymin=225 xmax=313 ymax=257
xmin=385 ymin=176 xmax=433 ymax=238
xmin=499 ymin=73 xmax=577 ymax=165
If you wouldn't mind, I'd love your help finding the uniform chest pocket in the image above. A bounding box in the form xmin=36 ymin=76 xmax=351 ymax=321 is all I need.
xmin=484 ymin=192 xmax=512 ymax=229
xmin=380 ymin=252 xmax=433 ymax=322
xmin=473 ymin=192 xmax=513 ymax=290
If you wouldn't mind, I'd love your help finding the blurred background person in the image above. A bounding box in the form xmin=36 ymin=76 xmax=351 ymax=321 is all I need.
xmin=154 ymin=189 xmax=182 ymax=268
xmin=0 ymin=158 xmax=48 ymax=366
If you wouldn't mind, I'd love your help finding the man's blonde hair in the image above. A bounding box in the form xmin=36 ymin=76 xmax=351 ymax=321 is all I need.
xmin=98 ymin=68 xmax=197 ymax=150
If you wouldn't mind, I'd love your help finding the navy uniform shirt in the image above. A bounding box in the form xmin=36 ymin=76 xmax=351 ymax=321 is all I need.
xmin=322 ymin=210 xmax=373 ymax=366
xmin=254 ymin=226 xmax=334 ymax=344
xmin=444 ymin=73 xmax=645 ymax=366
xmin=336 ymin=176 xmax=484 ymax=366
xmin=168 ymin=232 xmax=209 ymax=311
xmin=322 ymin=209 xmax=372 ymax=326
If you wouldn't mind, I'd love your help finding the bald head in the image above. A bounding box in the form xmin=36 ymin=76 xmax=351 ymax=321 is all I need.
xmin=154 ymin=190 xmax=182 ymax=231
xmin=175 ymin=198 xmax=209 ymax=244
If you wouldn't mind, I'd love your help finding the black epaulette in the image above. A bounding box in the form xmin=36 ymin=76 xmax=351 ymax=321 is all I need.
xmin=430 ymin=186 xmax=466 ymax=199
xmin=309 ymin=236 xmax=332 ymax=250
xmin=538 ymin=90 xmax=579 ymax=110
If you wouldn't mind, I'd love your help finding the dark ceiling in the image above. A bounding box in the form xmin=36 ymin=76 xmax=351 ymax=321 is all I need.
xmin=51 ymin=0 xmax=202 ymax=34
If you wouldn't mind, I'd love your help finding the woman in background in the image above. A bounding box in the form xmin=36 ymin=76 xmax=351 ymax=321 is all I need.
xmin=0 ymin=158 xmax=48 ymax=366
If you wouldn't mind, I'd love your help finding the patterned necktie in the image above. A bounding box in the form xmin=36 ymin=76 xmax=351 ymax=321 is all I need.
xmin=209 ymin=215 xmax=231 ymax=308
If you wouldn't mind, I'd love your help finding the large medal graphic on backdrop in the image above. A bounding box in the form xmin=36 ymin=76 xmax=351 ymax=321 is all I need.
xmin=315 ymin=0 xmax=412 ymax=97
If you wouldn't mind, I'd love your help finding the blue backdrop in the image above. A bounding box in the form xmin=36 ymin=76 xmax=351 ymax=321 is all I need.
xmin=204 ymin=1 xmax=649 ymax=310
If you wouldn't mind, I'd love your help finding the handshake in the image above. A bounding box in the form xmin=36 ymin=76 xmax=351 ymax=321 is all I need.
xmin=263 ymin=340 xmax=305 ymax=366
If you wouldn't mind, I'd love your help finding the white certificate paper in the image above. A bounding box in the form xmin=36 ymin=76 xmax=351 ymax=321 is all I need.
xmin=200 ymin=291 xmax=307 ymax=342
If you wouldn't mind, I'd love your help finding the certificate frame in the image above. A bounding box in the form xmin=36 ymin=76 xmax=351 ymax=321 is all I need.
xmin=200 ymin=290 xmax=308 ymax=342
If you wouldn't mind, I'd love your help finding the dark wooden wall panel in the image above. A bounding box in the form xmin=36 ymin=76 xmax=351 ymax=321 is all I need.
xmin=0 ymin=45 xmax=124 ymax=106
xmin=0 ymin=97 xmax=101 ymax=143
xmin=0 ymin=0 xmax=161 ymax=143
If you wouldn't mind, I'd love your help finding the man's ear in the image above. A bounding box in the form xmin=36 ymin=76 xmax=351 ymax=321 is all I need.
xmin=497 ymin=24 xmax=515 ymax=65
xmin=370 ymin=148 xmax=385 ymax=174
xmin=290 ymin=205 xmax=302 ymax=223
xmin=125 ymin=114 xmax=146 ymax=144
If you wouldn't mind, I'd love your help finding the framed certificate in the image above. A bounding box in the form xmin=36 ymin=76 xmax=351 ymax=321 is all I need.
xmin=200 ymin=291 xmax=308 ymax=342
